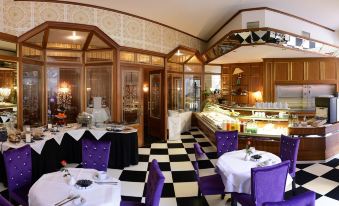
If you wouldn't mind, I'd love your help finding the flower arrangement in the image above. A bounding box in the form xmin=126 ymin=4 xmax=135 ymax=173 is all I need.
xmin=60 ymin=160 xmax=71 ymax=177
xmin=245 ymin=141 xmax=253 ymax=155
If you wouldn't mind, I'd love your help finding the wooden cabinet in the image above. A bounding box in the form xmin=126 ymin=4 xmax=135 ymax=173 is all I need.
xmin=291 ymin=61 xmax=304 ymax=81
xmin=306 ymin=61 xmax=321 ymax=81
xmin=274 ymin=62 xmax=289 ymax=81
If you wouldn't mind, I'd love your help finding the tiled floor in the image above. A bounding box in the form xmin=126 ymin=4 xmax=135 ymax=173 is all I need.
xmin=1 ymin=128 xmax=339 ymax=205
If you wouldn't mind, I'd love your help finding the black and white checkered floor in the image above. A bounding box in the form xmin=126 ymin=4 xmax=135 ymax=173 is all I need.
xmin=1 ymin=128 xmax=339 ymax=205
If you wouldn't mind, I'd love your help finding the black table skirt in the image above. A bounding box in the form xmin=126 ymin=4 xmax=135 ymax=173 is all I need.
xmin=0 ymin=131 xmax=138 ymax=184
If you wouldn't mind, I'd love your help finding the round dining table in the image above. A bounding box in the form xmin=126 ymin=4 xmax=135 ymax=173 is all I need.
xmin=216 ymin=149 xmax=293 ymax=194
xmin=28 ymin=168 xmax=121 ymax=206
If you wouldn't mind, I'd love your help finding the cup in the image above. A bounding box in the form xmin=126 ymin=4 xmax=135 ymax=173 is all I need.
xmin=97 ymin=171 xmax=107 ymax=180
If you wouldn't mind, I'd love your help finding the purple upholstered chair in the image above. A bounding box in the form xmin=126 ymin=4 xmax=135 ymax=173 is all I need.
xmin=3 ymin=145 xmax=32 ymax=206
xmin=82 ymin=138 xmax=111 ymax=171
xmin=263 ymin=191 xmax=315 ymax=206
xmin=120 ymin=159 xmax=165 ymax=206
xmin=280 ymin=135 xmax=300 ymax=194
xmin=0 ymin=195 xmax=14 ymax=206
xmin=215 ymin=130 xmax=238 ymax=158
xmin=193 ymin=143 xmax=226 ymax=198
xmin=232 ymin=161 xmax=290 ymax=206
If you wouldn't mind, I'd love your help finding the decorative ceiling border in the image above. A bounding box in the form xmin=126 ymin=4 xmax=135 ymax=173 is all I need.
xmin=15 ymin=1 xmax=335 ymax=43
xmin=203 ymin=28 xmax=339 ymax=63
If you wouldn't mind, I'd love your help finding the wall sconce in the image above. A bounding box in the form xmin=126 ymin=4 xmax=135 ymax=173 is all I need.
xmin=143 ymin=84 xmax=149 ymax=92
xmin=253 ymin=91 xmax=263 ymax=102
xmin=233 ymin=67 xmax=244 ymax=85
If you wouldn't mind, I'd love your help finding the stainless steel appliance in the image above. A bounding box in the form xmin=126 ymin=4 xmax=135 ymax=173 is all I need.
xmin=315 ymin=97 xmax=338 ymax=123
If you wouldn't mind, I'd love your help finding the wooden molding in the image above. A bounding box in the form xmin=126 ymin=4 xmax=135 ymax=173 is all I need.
xmin=0 ymin=32 xmax=18 ymax=42
xmin=120 ymin=46 xmax=166 ymax=57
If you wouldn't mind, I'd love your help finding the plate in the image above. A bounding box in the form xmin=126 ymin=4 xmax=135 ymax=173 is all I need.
xmin=75 ymin=179 xmax=93 ymax=190
xmin=250 ymin=154 xmax=262 ymax=162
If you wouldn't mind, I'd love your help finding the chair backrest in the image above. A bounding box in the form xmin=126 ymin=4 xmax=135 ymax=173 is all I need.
xmin=145 ymin=159 xmax=165 ymax=206
xmin=251 ymin=161 xmax=290 ymax=206
xmin=82 ymin=138 xmax=111 ymax=171
xmin=193 ymin=143 xmax=204 ymax=180
xmin=263 ymin=191 xmax=316 ymax=206
xmin=279 ymin=135 xmax=300 ymax=177
xmin=3 ymin=145 xmax=32 ymax=193
xmin=215 ymin=130 xmax=238 ymax=157
xmin=0 ymin=194 xmax=14 ymax=206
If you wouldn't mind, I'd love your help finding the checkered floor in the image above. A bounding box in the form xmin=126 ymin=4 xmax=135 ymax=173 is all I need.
xmin=1 ymin=128 xmax=339 ymax=205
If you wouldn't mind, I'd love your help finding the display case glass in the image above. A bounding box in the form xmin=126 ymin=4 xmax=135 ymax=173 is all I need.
xmin=167 ymin=73 xmax=183 ymax=110
xmin=122 ymin=70 xmax=141 ymax=124
xmin=184 ymin=74 xmax=201 ymax=111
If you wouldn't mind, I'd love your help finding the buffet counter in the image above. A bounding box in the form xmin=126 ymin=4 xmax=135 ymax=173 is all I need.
xmin=195 ymin=104 xmax=339 ymax=162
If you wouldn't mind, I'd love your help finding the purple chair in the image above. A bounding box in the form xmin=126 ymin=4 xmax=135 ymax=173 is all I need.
xmin=232 ymin=161 xmax=290 ymax=206
xmin=193 ymin=143 xmax=226 ymax=198
xmin=263 ymin=191 xmax=315 ymax=206
xmin=0 ymin=195 xmax=14 ymax=206
xmin=215 ymin=130 xmax=238 ymax=158
xmin=82 ymin=138 xmax=111 ymax=171
xmin=280 ymin=135 xmax=300 ymax=194
xmin=120 ymin=159 xmax=165 ymax=206
xmin=3 ymin=145 xmax=32 ymax=206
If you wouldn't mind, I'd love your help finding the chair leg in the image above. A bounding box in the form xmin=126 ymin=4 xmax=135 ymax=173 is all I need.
xmin=221 ymin=194 xmax=225 ymax=199
xmin=292 ymin=177 xmax=296 ymax=196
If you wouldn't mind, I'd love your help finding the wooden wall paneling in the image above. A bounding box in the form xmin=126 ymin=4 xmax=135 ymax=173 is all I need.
xmin=273 ymin=62 xmax=289 ymax=81
xmin=291 ymin=61 xmax=304 ymax=81
xmin=320 ymin=60 xmax=336 ymax=81
xmin=263 ymin=61 xmax=273 ymax=102
xmin=306 ymin=61 xmax=321 ymax=81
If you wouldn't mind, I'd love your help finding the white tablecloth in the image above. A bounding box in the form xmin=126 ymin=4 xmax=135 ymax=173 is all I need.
xmin=216 ymin=150 xmax=293 ymax=194
xmin=168 ymin=111 xmax=192 ymax=141
xmin=29 ymin=168 xmax=121 ymax=206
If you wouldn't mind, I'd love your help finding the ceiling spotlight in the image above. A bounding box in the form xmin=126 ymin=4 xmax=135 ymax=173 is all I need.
xmin=175 ymin=50 xmax=183 ymax=56
xmin=67 ymin=31 xmax=81 ymax=41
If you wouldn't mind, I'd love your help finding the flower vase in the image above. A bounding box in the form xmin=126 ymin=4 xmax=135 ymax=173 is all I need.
xmin=66 ymin=175 xmax=76 ymax=186
xmin=244 ymin=153 xmax=251 ymax=161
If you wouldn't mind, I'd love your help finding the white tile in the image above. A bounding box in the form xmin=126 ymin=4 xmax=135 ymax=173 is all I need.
xmin=106 ymin=169 xmax=123 ymax=179
xmin=139 ymin=148 xmax=151 ymax=155
xmin=199 ymin=168 xmax=217 ymax=177
xmin=120 ymin=181 xmax=145 ymax=197
xmin=190 ymin=131 xmax=202 ymax=135
xmin=210 ymin=159 xmax=218 ymax=166
xmin=167 ymin=139 xmax=182 ymax=143
xmin=303 ymin=164 xmax=333 ymax=176
xmin=159 ymin=198 xmax=178 ymax=206
xmin=168 ymin=148 xmax=187 ymax=155
xmin=146 ymin=171 xmax=173 ymax=183
xmin=315 ymin=196 xmax=339 ymax=206
xmin=188 ymin=154 xmax=196 ymax=161
xmin=151 ymin=143 xmax=168 ymax=149
xmin=303 ymin=177 xmax=339 ymax=195
xmin=202 ymin=146 xmax=216 ymax=153
xmin=183 ymin=143 xmax=194 ymax=148
xmin=170 ymin=162 xmax=194 ymax=171
xmin=196 ymin=138 xmax=210 ymax=143
xmin=149 ymin=155 xmax=170 ymax=162
xmin=0 ymin=183 xmax=6 ymax=192
xmin=173 ymin=182 xmax=198 ymax=197
xmin=124 ymin=162 xmax=149 ymax=171
xmin=180 ymin=135 xmax=194 ymax=139
xmin=205 ymin=194 xmax=230 ymax=206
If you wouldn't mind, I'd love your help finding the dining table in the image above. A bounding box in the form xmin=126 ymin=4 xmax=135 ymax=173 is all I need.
xmin=216 ymin=149 xmax=293 ymax=194
xmin=28 ymin=168 xmax=121 ymax=206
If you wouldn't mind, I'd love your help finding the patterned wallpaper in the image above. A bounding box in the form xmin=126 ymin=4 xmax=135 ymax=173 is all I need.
xmin=0 ymin=0 xmax=205 ymax=53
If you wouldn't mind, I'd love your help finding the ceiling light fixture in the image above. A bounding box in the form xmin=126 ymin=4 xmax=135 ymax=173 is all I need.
xmin=67 ymin=31 xmax=81 ymax=41
xmin=175 ymin=50 xmax=183 ymax=56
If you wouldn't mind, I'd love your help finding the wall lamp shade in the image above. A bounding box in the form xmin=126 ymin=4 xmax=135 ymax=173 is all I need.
xmin=233 ymin=68 xmax=244 ymax=75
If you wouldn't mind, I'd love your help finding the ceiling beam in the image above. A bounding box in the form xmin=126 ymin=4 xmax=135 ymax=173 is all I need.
xmin=83 ymin=32 xmax=94 ymax=51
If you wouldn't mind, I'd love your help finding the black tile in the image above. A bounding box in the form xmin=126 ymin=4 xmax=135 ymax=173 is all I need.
xmin=295 ymin=170 xmax=318 ymax=185
xmin=176 ymin=197 xmax=209 ymax=206
xmin=296 ymin=163 xmax=313 ymax=170
xmin=168 ymin=143 xmax=184 ymax=148
xmin=161 ymin=183 xmax=176 ymax=197
xmin=190 ymin=128 xmax=199 ymax=131
xmin=322 ymin=158 xmax=339 ymax=168
xmin=196 ymin=160 xmax=215 ymax=169
xmin=150 ymin=148 xmax=168 ymax=155
xmin=193 ymin=134 xmax=205 ymax=138
xmin=181 ymin=132 xmax=191 ymax=135
xmin=205 ymin=152 xmax=218 ymax=159
xmin=181 ymin=138 xmax=197 ymax=143
xmin=185 ymin=148 xmax=195 ymax=154
xmin=284 ymin=186 xmax=322 ymax=200
xmin=321 ymin=169 xmax=339 ymax=182
xmin=121 ymin=196 xmax=142 ymax=202
xmin=172 ymin=171 xmax=196 ymax=182
xmin=325 ymin=186 xmax=339 ymax=201
xmin=119 ymin=170 xmax=147 ymax=182
xmin=169 ymin=155 xmax=190 ymax=162
xmin=148 ymin=162 xmax=171 ymax=171
xmin=138 ymin=154 xmax=149 ymax=162
xmin=198 ymin=142 xmax=212 ymax=147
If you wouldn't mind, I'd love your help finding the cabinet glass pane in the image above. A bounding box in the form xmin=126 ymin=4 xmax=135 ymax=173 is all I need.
xmin=0 ymin=61 xmax=17 ymax=125
xmin=184 ymin=75 xmax=201 ymax=111
xmin=167 ymin=73 xmax=183 ymax=110
xmin=47 ymin=67 xmax=81 ymax=123
xmin=150 ymin=73 xmax=161 ymax=118
xmin=23 ymin=64 xmax=42 ymax=126
xmin=122 ymin=70 xmax=141 ymax=124
xmin=204 ymin=74 xmax=221 ymax=92
xmin=86 ymin=66 xmax=112 ymax=121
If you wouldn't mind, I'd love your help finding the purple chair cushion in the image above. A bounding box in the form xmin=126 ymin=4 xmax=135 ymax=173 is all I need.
xmin=215 ymin=130 xmax=238 ymax=157
xmin=0 ymin=195 xmax=13 ymax=206
xmin=280 ymin=135 xmax=300 ymax=177
xmin=199 ymin=174 xmax=225 ymax=195
xmin=263 ymin=191 xmax=316 ymax=206
xmin=233 ymin=161 xmax=290 ymax=206
xmin=3 ymin=145 xmax=32 ymax=206
xmin=82 ymin=138 xmax=111 ymax=171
